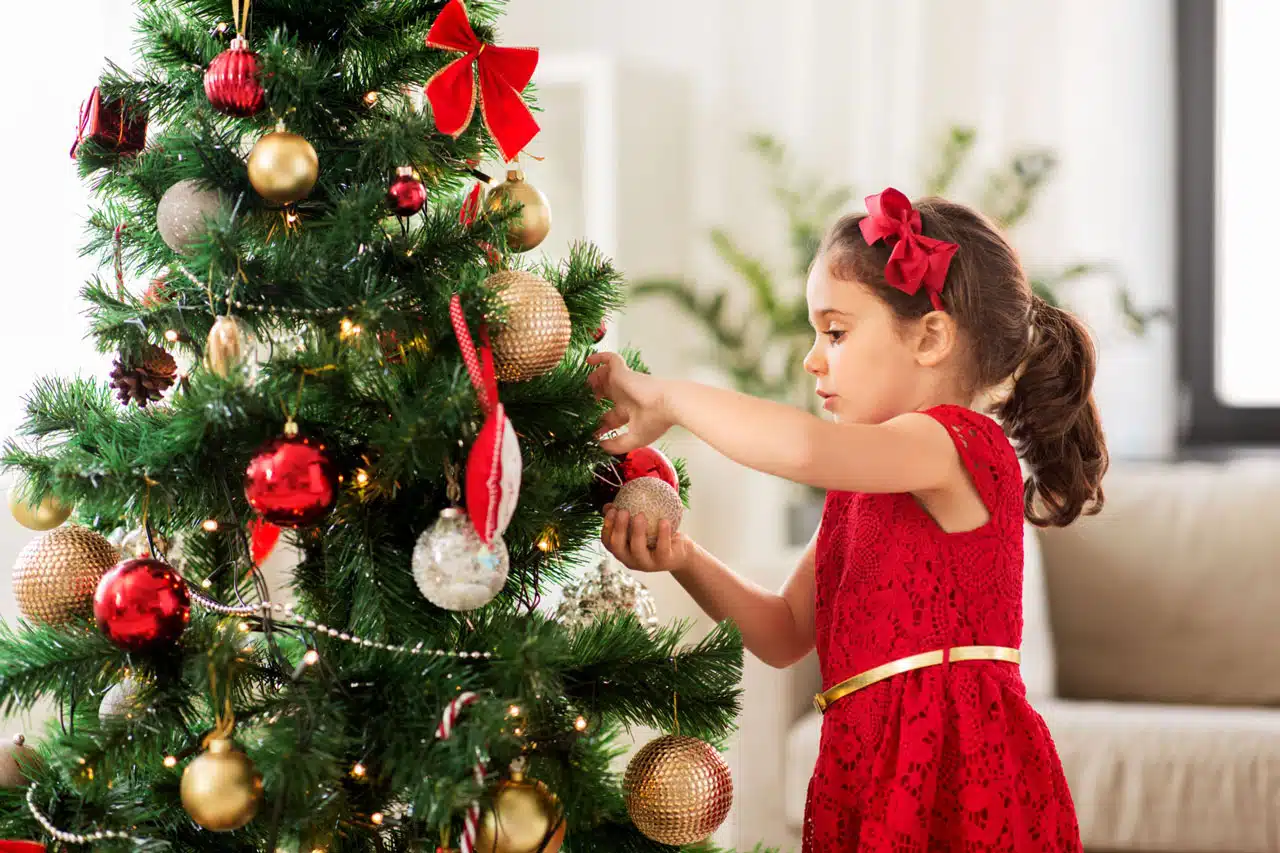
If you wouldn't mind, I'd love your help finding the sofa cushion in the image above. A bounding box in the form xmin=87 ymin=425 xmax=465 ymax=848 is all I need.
xmin=1021 ymin=522 xmax=1056 ymax=701
xmin=1040 ymin=699 xmax=1280 ymax=852
xmin=1038 ymin=460 xmax=1280 ymax=705
xmin=786 ymin=699 xmax=1280 ymax=849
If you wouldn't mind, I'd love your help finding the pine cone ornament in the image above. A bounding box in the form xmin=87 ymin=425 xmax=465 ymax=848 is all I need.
xmin=110 ymin=345 xmax=177 ymax=407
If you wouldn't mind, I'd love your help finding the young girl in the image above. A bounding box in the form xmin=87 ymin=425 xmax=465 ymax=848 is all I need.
xmin=586 ymin=188 xmax=1107 ymax=851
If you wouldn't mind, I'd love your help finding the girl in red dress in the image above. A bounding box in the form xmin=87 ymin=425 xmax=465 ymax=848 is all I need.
xmin=588 ymin=188 xmax=1106 ymax=851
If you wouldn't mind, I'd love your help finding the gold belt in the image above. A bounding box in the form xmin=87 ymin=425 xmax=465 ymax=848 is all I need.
xmin=813 ymin=645 xmax=1021 ymax=714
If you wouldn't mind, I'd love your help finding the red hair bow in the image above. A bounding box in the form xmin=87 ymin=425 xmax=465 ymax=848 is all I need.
xmin=425 ymin=0 xmax=540 ymax=163
xmin=858 ymin=188 xmax=958 ymax=311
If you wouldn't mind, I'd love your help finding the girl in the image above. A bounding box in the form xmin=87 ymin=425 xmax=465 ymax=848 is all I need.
xmin=586 ymin=188 xmax=1107 ymax=851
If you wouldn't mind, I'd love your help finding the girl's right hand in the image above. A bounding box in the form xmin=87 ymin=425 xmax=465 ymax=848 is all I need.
xmin=601 ymin=504 xmax=695 ymax=574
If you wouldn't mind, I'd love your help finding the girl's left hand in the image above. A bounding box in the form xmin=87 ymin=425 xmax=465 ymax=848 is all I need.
xmin=586 ymin=352 xmax=675 ymax=453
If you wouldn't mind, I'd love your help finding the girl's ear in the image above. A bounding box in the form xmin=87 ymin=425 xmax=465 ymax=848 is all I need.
xmin=914 ymin=310 xmax=958 ymax=367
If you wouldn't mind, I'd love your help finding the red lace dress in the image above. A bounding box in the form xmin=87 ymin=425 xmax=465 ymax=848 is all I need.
xmin=804 ymin=404 xmax=1081 ymax=852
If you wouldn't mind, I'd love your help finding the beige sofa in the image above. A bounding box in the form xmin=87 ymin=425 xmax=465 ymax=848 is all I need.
xmin=732 ymin=459 xmax=1280 ymax=852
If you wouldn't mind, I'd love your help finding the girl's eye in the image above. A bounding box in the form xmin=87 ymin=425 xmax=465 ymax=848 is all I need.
xmin=825 ymin=330 xmax=845 ymax=343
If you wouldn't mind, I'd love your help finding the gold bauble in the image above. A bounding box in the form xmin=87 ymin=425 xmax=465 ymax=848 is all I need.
xmin=623 ymin=735 xmax=733 ymax=845
xmin=0 ymin=734 xmax=42 ymax=788
xmin=180 ymin=737 xmax=263 ymax=832
xmin=206 ymin=315 xmax=253 ymax=378
xmin=485 ymin=169 xmax=551 ymax=252
xmin=12 ymin=525 xmax=119 ymax=626
xmin=247 ymin=129 xmax=319 ymax=205
xmin=485 ymin=270 xmax=572 ymax=382
xmin=475 ymin=771 xmax=566 ymax=853
xmin=612 ymin=478 xmax=684 ymax=548
xmin=8 ymin=485 xmax=72 ymax=531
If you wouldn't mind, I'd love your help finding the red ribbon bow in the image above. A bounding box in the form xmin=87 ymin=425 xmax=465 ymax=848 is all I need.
xmin=425 ymin=0 xmax=540 ymax=163
xmin=858 ymin=188 xmax=958 ymax=311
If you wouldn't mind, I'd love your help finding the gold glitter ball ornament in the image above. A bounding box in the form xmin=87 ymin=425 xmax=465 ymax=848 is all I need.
xmin=0 ymin=734 xmax=42 ymax=789
xmin=247 ymin=127 xmax=319 ymax=205
xmin=486 ymin=270 xmax=571 ymax=382
xmin=12 ymin=525 xmax=119 ymax=626
xmin=180 ymin=737 xmax=264 ymax=832
xmin=485 ymin=169 xmax=552 ymax=252
xmin=8 ymin=485 xmax=72 ymax=531
xmin=475 ymin=770 xmax=566 ymax=853
xmin=623 ymin=735 xmax=733 ymax=845
xmin=612 ymin=477 xmax=684 ymax=548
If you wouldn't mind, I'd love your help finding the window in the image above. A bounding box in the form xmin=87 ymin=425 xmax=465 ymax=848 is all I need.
xmin=1177 ymin=0 xmax=1280 ymax=445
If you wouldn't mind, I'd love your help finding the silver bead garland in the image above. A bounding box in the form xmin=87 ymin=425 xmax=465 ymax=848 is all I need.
xmin=27 ymin=784 xmax=150 ymax=845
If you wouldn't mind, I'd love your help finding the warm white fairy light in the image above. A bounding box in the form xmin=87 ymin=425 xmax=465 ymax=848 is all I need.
xmin=574 ymin=716 xmax=588 ymax=731
xmin=164 ymin=329 xmax=179 ymax=342
xmin=370 ymin=812 xmax=384 ymax=825
xmin=352 ymin=762 xmax=367 ymax=778
xmin=508 ymin=705 xmax=521 ymax=717
xmin=163 ymin=755 xmax=177 ymax=768
xmin=202 ymin=519 xmax=219 ymax=532
xmin=303 ymin=649 xmax=320 ymax=665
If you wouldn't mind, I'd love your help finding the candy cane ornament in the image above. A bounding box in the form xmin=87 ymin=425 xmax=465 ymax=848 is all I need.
xmin=436 ymin=692 xmax=488 ymax=853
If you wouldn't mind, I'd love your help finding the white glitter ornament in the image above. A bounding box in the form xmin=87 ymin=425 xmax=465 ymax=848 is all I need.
xmin=412 ymin=507 xmax=509 ymax=611
xmin=99 ymin=676 xmax=145 ymax=725
xmin=157 ymin=179 xmax=224 ymax=255
xmin=554 ymin=557 xmax=658 ymax=632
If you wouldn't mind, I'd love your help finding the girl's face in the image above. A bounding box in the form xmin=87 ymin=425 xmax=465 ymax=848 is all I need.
xmin=803 ymin=257 xmax=939 ymax=424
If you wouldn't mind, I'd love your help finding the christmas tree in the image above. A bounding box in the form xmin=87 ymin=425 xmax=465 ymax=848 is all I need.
xmin=0 ymin=1 xmax=748 ymax=850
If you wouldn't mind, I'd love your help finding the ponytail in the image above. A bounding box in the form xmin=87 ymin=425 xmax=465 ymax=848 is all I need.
xmin=996 ymin=297 xmax=1108 ymax=527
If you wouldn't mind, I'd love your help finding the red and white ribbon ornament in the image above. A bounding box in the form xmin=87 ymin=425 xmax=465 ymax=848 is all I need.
xmin=436 ymin=692 xmax=488 ymax=853
xmin=449 ymin=294 xmax=522 ymax=543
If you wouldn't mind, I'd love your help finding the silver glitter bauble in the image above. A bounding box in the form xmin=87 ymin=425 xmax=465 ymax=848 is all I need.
xmin=99 ymin=676 xmax=145 ymax=725
xmin=119 ymin=527 xmax=169 ymax=560
xmin=156 ymin=178 xmax=224 ymax=255
xmin=554 ymin=558 xmax=658 ymax=632
xmin=412 ymin=508 xmax=509 ymax=611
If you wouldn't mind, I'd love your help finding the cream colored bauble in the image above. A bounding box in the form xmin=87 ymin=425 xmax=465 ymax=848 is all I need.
xmin=99 ymin=676 xmax=146 ymax=725
xmin=0 ymin=734 xmax=42 ymax=788
xmin=612 ymin=477 xmax=683 ymax=548
xmin=485 ymin=270 xmax=572 ymax=382
xmin=156 ymin=179 xmax=224 ymax=255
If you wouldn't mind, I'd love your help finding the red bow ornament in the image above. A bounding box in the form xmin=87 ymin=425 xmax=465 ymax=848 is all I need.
xmin=449 ymin=294 xmax=523 ymax=543
xmin=425 ymin=0 xmax=540 ymax=163
xmin=858 ymin=188 xmax=958 ymax=311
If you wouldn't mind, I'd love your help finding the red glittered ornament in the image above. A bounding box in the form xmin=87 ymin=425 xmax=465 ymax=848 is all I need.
xmin=592 ymin=322 xmax=607 ymax=343
xmin=590 ymin=446 xmax=678 ymax=511
xmin=94 ymin=558 xmax=191 ymax=652
xmin=244 ymin=426 xmax=338 ymax=527
xmin=387 ymin=166 xmax=427 ymax=216
xmin=204 ymin=37 xmax=266 ymax=117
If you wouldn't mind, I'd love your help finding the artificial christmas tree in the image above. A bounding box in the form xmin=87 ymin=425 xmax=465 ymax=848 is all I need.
xmin=0 ymin=1 xmax=752 ymax=851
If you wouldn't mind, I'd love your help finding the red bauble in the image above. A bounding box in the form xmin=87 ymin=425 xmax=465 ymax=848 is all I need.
xmin=204 ymin=37 xmax=266 ymax=117
xmin=387 ymin=167 xmax=427 ymax=216
xmin=94 ymin=558 xmax=191 ymax=652
xmin=592 ymin=322 xmax=607 ymax=343
xmin=244 ymin=432 xmax=338 ymax=527
xmin=590 ymin=446 xmax=679 ymax=510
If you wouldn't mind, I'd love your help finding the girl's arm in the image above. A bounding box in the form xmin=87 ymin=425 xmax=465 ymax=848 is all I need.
xmin=602 ymin=505 xmax=817 ymax=669
xmin=672 ymin=535 xmax=816 ymax=670
xmin=587 ymin=353 xmax=962 ymax=495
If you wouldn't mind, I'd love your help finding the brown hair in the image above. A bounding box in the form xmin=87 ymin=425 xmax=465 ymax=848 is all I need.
xmin=819 ymin=196 xmax=1108 ymax=527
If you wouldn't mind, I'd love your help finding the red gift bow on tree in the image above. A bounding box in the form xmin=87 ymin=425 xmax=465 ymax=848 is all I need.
xmin=425 ymin=0 xmax=540 ymax=163
xmin=858 ymin=188 xmax=958 ymax=311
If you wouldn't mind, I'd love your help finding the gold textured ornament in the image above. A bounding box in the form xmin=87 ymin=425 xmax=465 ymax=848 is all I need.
xmin=475 ymin=770 xmax=566 ymax=853
xmin=247 ymin=125 xmax=319 ymax=205
xmin=206 ymin=315 xmax=253 ymax=378
xmin=485 ymin=169 xmax=552 ymax=252
xmin=8 ymin=484 xmax=72 ymax=531
xmin=485 ymin=270 xmax=572 ymax=382
xmin=0 ymin=734 xmax=42 ymax=788
xmin=180 ymin=736 xmax=263 ymax=831
xmin=12 ymin=525 xmax=119 ymax=625
xmin=623 ymin=735 xmax=733 ymax=845
xmin=612 ymin=478 xmax=684 ymax=548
